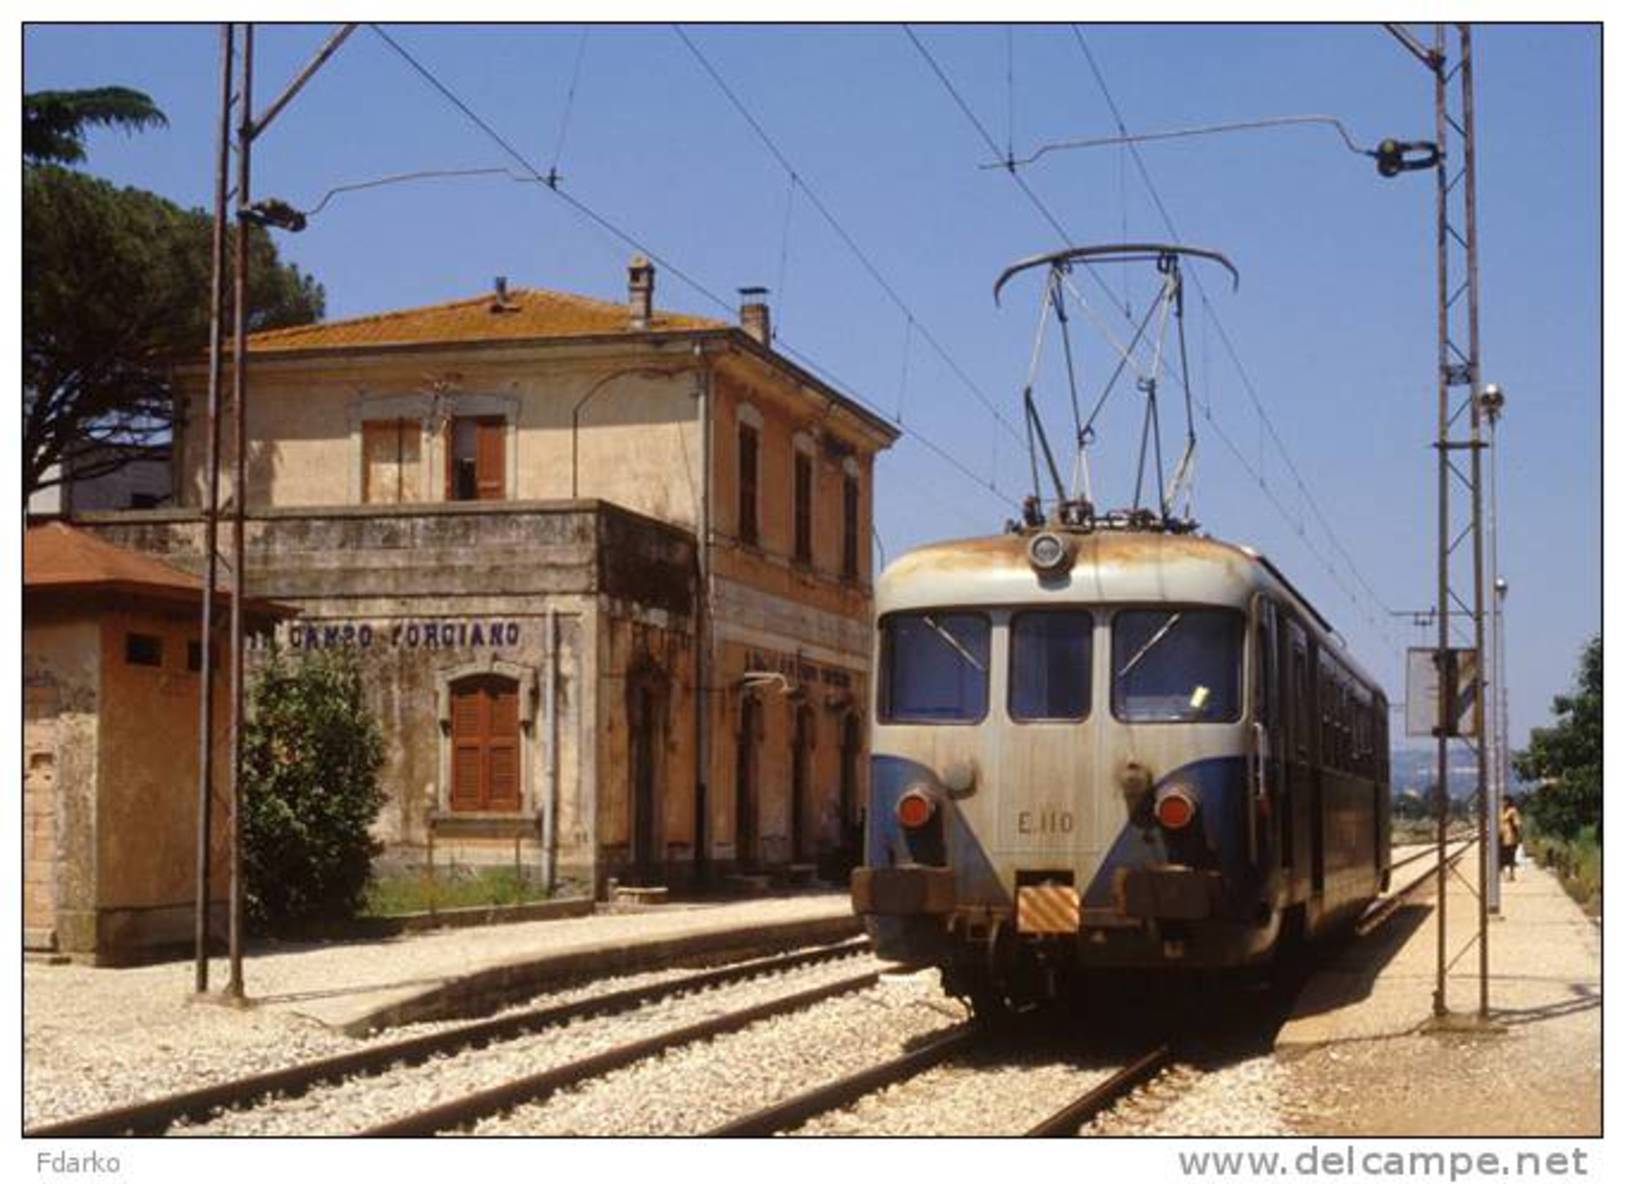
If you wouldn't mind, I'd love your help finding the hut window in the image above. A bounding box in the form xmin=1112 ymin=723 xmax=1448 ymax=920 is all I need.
xmin=125 ymin=633 xmax=163 ymax=667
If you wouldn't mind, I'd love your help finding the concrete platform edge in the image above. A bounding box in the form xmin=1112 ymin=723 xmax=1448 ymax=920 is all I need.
xmin=341 ymin=912 xmax=865 ymax=1035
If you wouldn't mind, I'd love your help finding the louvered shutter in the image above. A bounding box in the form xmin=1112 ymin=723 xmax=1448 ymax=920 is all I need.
xmin=476 ymin=418 xmax=505 ymax=501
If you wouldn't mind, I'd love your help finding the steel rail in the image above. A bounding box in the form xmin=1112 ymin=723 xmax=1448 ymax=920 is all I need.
xmin=360 ymin=969 xmax=884 ymax=1136
xmin=27 ymin=938 xmax=870 ymax=1138
xmin=706 ymin=1024 xmax=983 ymax=1136
xmin=1024 ymin=1044 xmax=1173 ymax=1137
xmin=1358 ymin=837 xmax=1475 ymax=938
xmin=1025 ymin=838 xmax=1474 ymax=1138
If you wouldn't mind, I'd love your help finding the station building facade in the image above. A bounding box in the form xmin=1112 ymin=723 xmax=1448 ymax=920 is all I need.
xmin=79 ymin=261 xmax=897 ymax=896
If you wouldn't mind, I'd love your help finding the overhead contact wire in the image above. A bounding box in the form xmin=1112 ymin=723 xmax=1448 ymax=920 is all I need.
xmin=1072 ymin=26 xmax=1399 ymax=639
xmin=371 ymin=23 xmax=1018 ymax=516
xmin=675 ymin=25 xmax=1023 ymax=446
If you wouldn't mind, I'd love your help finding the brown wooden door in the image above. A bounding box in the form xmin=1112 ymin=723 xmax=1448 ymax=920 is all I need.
xmin=450 ymin=676 xmax=520 ymax=811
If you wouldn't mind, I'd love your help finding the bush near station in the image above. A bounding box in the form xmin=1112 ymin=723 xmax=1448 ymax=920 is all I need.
xmin=242 ymin=645 xmax=385 ymax=934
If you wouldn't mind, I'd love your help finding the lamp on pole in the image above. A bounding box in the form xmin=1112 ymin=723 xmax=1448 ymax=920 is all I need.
xmin=1481 ymin=381 xmax=1507 ymax=913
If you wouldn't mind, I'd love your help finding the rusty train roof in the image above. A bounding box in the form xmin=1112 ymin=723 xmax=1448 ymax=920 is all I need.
xmin=877 ymin=529 xmax=1380 ymax=691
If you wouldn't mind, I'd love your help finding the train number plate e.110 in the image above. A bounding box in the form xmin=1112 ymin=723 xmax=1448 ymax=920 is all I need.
xmin=1016 ymin=884 xmax=1081 ymax=934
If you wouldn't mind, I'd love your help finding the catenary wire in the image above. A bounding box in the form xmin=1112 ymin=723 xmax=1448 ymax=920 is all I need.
xmin=370 ymin=23 xmax=1016 ymax=516
xmin=673 ymin=24 xmax=1025 ymax=448
xmin=1071 ymin=26 xmax=1400 ymax=643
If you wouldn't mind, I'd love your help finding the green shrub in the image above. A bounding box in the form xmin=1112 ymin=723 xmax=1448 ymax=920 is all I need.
xmin=242 ymin=645 xmax=385 ymax=933
xmin=1526 ymin=825 xmax=1602 ymax=915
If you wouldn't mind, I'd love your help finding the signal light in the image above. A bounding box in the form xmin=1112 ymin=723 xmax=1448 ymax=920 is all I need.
xmin=1154 ymin=788 xmax=1196 ymax=831
xmin=896 ymin=789 xmax=938 ymax=830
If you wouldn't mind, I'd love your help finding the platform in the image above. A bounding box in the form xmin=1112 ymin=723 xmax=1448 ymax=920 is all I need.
xmin=232 ymin=891 xmax=860 ymax=1035
xmin=1276 ymin=846 xmax=1600 ymax=1055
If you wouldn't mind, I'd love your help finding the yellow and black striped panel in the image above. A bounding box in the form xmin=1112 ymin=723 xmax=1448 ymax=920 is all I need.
xmin=1016 ymin=884 xmax=1081 ymax=934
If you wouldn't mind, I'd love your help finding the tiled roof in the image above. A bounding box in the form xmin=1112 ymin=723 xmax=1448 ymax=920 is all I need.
xmin=24 ymin=521 xmax=292 ymax=617
xmin=246 ymin=285 xmax=726 ymax=354
xmin=26 ymin=521 xmax=207 ymax=595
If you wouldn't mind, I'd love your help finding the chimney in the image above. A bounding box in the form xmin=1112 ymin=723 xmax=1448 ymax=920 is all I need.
xmin=490 ymin=275 xmax=518 ymax=312
xmin=628 ymin=255 xmax=654 ymax=331
xmin=739 ymin=286 xmax=771 ymax=345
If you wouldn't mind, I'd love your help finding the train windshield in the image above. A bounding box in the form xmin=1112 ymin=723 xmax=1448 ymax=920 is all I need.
xmin=1111 ymin=608 xmax=1242 ymax=723
xmin=879 ymin=611 xmax=990 ymax=723
xmin=1009 ymin=610 xmax=1093 ymax=721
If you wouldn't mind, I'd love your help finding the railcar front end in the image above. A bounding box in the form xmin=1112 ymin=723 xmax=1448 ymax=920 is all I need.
xmin=853 ymin=528 xmax=1386 ymax=1008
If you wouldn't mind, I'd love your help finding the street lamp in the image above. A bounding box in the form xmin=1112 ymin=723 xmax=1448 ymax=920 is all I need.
xmin=1480 ymin=383 xmax=1506 ymax=914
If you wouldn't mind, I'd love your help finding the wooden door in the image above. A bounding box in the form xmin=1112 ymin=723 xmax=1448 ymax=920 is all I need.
xmin=631 ymin=685 xmax=659 ymax=879
xmin=791 ymin=706 xmax=813 ymax=863
xmin=735 ymin=697 xmax=758 ymax=870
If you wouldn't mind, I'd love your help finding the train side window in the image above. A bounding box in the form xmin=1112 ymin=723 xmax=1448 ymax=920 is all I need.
xmin=1009 ymin=611 xmax=1093 ymax=722
xmin=879 ymin=611 xmax=991 ymax=724
xmin=1290 ymin=639 xmax=1310 ymax=758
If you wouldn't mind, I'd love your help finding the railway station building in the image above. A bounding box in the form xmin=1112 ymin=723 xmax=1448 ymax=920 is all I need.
xmin=76 ymin=259 xmax=898 ymax=897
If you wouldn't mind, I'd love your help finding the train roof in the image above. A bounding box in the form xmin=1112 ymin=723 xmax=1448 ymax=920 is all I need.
xmin=877 ymin=528 xmax=1383 ymax=693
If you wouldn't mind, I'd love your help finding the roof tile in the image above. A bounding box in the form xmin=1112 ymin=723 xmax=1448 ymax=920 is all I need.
xmin=247 ymin=285 xmax=724 ymax=353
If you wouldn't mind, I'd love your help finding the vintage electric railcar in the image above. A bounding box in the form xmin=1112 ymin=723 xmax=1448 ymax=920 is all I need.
xmin=853 ymin=523 xmax=1391 ymax=1009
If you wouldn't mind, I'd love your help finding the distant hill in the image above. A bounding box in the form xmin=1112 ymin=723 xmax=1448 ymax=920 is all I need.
xmin=1389 ymin=746 xmax=1529 ymax=800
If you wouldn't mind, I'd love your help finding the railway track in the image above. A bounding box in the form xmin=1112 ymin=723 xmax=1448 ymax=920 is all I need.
xmin=32 ymin=843 xmax=1478 ymax=1138
xmin=27 ymin=937 xmax=872 ymax=1137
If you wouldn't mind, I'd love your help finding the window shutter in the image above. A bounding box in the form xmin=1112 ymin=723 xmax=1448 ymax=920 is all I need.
xmin=363 ymin=421 xmax=401 ymax=504
xmin=476 ymin=418 xmax=505 ymax=501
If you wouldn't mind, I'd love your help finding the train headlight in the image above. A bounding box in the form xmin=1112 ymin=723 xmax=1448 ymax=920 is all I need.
xmin=1153 ymin=786 xmax=1198 ymax=831
xmin=896 ymin=787 xmax=939 ymax=830
xmin=940 ymin=759 xmax=978 ymax=799
xmin=1026 ymin=531 xmax=1073 ymax=575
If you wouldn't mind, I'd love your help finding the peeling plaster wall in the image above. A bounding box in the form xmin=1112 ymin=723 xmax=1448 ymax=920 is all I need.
xmin=81 ymin=503 xmax=695 ymax=897
xmin=23 ymin=613 xmax=99 ymax=953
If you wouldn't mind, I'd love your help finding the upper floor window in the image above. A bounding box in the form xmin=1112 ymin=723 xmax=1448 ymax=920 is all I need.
xmin=841 ymin=472 xmax=860 ymax=580
xmin=363 ymin=418 xmax=422 ymax=504
xmin=793 ymin=451 xmax=813 ymax=564
xmin=738 ymin=424 xmax=759 ymax=545
xmin=446 ymin=416 xmax=504 ymax=502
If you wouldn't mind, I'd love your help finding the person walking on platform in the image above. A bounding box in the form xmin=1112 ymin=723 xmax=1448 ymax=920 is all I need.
xmin=1499 ymin=798 xmax=1523 ymax=882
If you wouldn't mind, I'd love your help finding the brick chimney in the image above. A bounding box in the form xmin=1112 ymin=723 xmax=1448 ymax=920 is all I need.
xmin=628 ymin=255 xmax=654 ymax=331
xmin=739 ymin=286 xmax=771 ymax=345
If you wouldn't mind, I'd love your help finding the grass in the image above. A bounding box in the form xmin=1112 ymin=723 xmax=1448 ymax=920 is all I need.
xmin=362 ymin=865 xmax=553 ymax=917
xmin=1525 ymin=826 xmax=1602 ymax=916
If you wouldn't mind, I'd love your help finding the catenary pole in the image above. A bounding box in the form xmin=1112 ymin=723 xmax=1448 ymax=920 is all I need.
xmin=1431 ymin=20 xmax=1450 ymax=1019
xmin=194 ymin=22 xmax=235 ymax=995
xmin=224 ymin=22 xmax=254 ymax=1003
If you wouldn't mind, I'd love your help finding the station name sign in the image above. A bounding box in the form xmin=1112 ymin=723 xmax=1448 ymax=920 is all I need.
xmin=268 ymin=619 xmax=525 ymax=651
xmin=744 ymin=648 xmax=853 ymax=690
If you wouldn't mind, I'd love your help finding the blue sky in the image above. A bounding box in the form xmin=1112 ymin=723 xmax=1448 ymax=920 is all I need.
xmin=22 ymin=22 xmax=1601 ymax=755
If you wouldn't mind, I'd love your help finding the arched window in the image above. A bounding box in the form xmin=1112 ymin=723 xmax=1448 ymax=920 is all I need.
xmin=448 ymin=674 xmax=521 ymax=812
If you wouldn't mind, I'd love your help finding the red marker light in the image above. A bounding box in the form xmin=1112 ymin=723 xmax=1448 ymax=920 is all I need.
xmin=1154 ymin=789 xmax=1196 ymax=831
xmin=896 ymin=789 xmax=937 ymax=830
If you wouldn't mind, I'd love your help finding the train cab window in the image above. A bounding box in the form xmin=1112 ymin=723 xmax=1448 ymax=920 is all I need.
xmin=1009 ymin=611 xmax=1093 ymax=722
xmin=1111 ymin=608 xmax=1242 ymax=723
xmin=879 ymin=611 xmax=990 ymax=723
